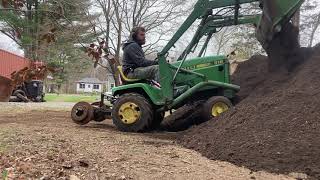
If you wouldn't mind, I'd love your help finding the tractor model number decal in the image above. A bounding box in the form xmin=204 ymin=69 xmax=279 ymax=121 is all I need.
xmin=184 ymin=60 xmax=225 ymax=70
xmin=214 ymin=60 xmax=224 ymax=65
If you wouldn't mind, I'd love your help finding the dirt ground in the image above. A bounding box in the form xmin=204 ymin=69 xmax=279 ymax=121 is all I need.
xmin=0 ymin=103 xmax=297 ymax=180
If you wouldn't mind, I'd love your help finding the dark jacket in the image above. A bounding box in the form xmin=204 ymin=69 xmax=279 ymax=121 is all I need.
xmin=122 ymin=40 xmax=158 ymax=75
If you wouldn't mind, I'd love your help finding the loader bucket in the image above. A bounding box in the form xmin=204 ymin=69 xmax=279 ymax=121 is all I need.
xmin=0 ymin=76 xmax=13 ymax=102
xmin=256 ymin=0 xmax=304 ymax=49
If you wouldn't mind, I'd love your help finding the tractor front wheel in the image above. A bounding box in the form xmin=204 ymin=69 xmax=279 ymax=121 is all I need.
xmin=201 ymin=96 xmax=233 ymax=121
xmin=112 ymin=93 xmax=153 ymax=132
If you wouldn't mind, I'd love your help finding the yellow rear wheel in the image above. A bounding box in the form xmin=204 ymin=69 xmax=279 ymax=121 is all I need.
xmin=118 ymin=102 xmax=141 ymax=124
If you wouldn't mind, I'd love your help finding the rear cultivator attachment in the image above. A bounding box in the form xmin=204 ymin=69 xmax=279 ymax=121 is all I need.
xmin=71 ymin=94 xmax=112 ymax=125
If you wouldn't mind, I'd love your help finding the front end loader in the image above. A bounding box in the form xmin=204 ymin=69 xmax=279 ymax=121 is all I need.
xmin=71 ymin=0 xmax=304 ymax=132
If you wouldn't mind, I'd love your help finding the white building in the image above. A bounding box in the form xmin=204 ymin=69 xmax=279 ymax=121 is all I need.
xmin=76 ymin=78 xmax=105 ymax=93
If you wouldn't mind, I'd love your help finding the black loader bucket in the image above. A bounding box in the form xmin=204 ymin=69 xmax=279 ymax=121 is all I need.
xmin=256 ymin=0 xmax=304 ymax=49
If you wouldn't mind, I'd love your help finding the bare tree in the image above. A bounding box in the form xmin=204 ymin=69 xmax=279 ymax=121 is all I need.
xmin=300 ymin=0 xmax=320 ymax=47
xmin=307 ymin=13 xmax=320 ymax=47
xmin=212 ymin=27 xmax=235 ymax=55
xmin=90 ymin=0 xmax=187 ymax=85
xmin=0 ymin=0 xmax=95 ymax=60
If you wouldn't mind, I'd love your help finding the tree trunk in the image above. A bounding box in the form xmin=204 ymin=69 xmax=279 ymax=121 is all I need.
xmin=308 ymin=13 xmax=320 ymax=47
xmin=65 ymin=80 xmax=69 ymax=94
xmin=112 ymin=71 xmax=120 ymax=86
xmin=292 ymin=10 xmax=300 ymax=42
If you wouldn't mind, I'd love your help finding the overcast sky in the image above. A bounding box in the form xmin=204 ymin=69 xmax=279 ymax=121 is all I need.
xmin=0 ymin=33 xmax=24 ymax=56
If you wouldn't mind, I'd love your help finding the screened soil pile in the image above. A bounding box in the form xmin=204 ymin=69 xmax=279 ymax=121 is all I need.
xmin=232 ymin=23 xmax=313 ymax=102
xmin=231 ymin=55 xmax=269 ymax=101
xmin=179 ymin=36 xmax=320 ymax=178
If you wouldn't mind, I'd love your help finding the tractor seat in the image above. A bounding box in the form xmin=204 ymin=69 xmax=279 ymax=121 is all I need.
xmin=117 ymin=66 xmax=141 ymax=83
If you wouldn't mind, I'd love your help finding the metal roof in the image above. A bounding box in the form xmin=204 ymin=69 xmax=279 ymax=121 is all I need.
xmin=0 ymin=49 xmax=30 ymax=78
xmin=76 ymin=77 xmax=105 ymax=84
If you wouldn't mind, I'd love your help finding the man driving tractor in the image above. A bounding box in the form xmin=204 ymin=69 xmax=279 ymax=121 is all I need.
xmin=71 ymin=0 xmax=305 ymax=133
xmin=122 ymin=26 xmax=160 ymax=82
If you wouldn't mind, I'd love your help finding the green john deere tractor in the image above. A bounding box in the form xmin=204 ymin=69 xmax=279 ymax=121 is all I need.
xmin=71 ymin=0 xmax=304 ymax=132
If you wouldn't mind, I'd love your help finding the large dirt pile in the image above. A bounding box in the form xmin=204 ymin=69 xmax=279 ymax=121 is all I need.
xmin=179 ymin=44 xmax=320 ymax=179
xmin=231 ymin=55 xmax=269 ymax=101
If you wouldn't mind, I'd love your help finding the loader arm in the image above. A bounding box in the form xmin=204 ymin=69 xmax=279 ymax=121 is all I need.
xmin=179 ymin=15 xmax=261 ymax=60
xmin=159 ymin=0 xmax=258 ymax=57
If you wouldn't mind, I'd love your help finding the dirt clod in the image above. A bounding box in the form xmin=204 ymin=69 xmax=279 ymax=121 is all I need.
xmin=79 ymin=160 xmax=89 ymax=168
